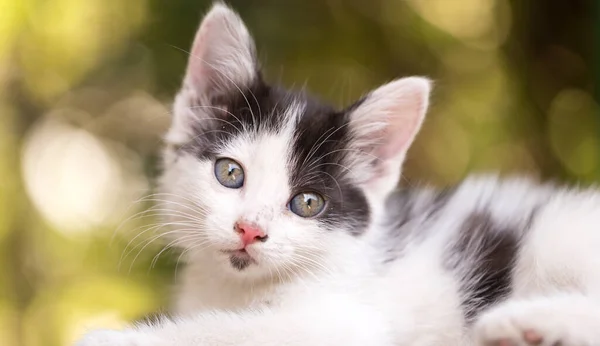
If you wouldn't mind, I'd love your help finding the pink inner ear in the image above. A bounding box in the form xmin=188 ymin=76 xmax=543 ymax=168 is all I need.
xmin=378 ymin=94 xmax=427 ymax=159
xmin=354 ymin=77 xmax=430 ymax=162
xmin=187 ymin=19 xmax=219 ymax=90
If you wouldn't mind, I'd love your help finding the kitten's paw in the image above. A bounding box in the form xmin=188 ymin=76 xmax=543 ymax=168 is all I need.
xmin=75 ymin=329 xmax=164 ymax=346
xmin=473 ymin=295 xmax=600 ymax=346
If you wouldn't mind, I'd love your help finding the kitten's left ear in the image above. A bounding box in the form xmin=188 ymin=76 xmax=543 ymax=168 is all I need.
xmin=167 ymin=3 xmax=259 ymax=145
xmin=185 ymin=3 xmax=258 ymax=96
xmin=345 ymin=77 xmax=431 ymax=196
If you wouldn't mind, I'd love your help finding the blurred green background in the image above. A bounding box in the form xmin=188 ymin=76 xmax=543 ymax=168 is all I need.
xmin=0 ymin=0 xmax=597 ymax=345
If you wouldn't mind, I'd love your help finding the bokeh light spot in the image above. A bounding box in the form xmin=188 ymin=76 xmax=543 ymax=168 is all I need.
xmin=22 ymin=112 xmax=147 ymax=235
xmin=548 ymin=89 xmax=600 ymax=177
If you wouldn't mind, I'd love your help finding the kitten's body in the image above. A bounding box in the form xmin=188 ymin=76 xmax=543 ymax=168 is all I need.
xmin=78 ymin=4 xmax=600 ymax=346
xmin=167 ymin=175 xmax=600 ymax=345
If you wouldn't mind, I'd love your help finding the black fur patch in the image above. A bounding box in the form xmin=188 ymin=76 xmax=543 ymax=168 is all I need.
xmin=230 ymin=254 xmax=252 ymax=271
xmin=450 ymin=211 xmax=520 ymax=322
xmin=182 ymin=75 xmax=290 ymax=160
xmin=289 ymin=103 xmax=370 ymax=236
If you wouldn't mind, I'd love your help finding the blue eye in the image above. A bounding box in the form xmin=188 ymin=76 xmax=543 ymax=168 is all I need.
xmin=289 ymin=192 xmax=326 ymax=218
xmin=214 ymin=158 xmax=244 ymax=189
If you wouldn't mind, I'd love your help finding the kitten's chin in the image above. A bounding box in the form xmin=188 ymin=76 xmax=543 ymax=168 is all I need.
xmin=211 ymin=247 xmax=274 ymax=279
xmin=222 ymin=249 xmax=257 ymax=271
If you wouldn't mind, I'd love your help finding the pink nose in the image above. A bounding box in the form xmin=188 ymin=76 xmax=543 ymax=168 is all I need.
xmin=235 ymin=221 xmax=267 ymax=246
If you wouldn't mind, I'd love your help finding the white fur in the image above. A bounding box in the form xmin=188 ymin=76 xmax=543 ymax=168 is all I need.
xmin=475 ymin=294 xmax=600 ymax=345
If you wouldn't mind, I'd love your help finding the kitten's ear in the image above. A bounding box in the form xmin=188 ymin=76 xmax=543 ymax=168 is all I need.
xmin=167 ymin=3 xmax=258 ymax=144
xmin=185 ymin=3 xmax=257 ymax=95
xmin=345 ymin=77 xmax=431 ymax=195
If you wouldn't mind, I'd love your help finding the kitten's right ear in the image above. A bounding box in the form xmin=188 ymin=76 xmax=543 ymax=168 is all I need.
xmin=167 ymin=3 xmax=258 ymax=145
xmin=344 ymin=77 xmax=431 ymax=199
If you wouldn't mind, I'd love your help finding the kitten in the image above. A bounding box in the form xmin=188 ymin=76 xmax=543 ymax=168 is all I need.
xmin=77 ymin=3 xmax=600 ymax=346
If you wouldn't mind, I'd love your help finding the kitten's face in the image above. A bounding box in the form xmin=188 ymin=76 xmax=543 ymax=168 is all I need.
xmin=162 ymin=83 xmax=370 ymax=277
xmin=158 ymin=4 xmax=430 ymax=279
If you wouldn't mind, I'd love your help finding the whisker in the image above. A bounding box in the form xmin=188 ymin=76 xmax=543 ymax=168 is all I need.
xmin=120 ymin=223 xmax=201 ymax=267
xmin=127 ymin=228 xmax=204 ymax=274
xmin=150 ymin=235 xmax=211 ymax=271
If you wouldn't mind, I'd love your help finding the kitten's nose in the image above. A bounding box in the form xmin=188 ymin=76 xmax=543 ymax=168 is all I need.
xmin=234 ymin=221 xmax=268 ymax=246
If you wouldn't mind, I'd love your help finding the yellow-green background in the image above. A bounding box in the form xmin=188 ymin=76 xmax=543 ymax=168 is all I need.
xmin=0 ymin=1 xmax=597 ymax=345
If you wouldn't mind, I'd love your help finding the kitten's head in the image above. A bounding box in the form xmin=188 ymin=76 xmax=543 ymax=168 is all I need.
xmin=159 ymin=3 xmax=430 ymax=278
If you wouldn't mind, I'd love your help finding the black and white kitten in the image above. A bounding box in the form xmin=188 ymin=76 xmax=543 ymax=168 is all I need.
xmin=77 ymin=4 xmax=600 ymax=346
